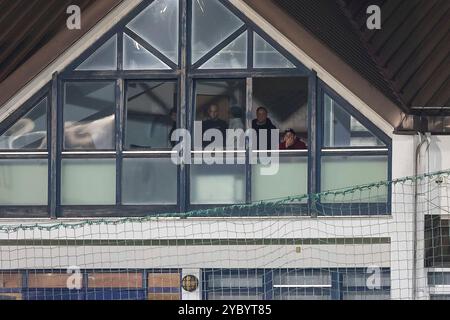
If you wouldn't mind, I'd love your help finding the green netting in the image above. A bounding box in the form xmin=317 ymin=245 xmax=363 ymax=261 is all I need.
xmin=0 ymin=169 xmax=449 ymax=300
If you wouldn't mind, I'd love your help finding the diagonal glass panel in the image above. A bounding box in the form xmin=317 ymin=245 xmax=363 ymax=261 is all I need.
xmin=76 ymin=35 xmax=117 ymax=71
xmin=254 ymin=33 xmax=295 ymax=69
xmin=323 ymin=94 xmax=386 ymax=147
xmin=123 ymin=34 xmax=171 ymax=70
xmin=199 ymin=32 xmax=247 ymax=69
xmin=127 ymin=0 xmax=179 ymax=64
xmin=191 ymin=0 xmax=244 ymax=63
xmin=0 ymin=98 xmax=47 ymax=150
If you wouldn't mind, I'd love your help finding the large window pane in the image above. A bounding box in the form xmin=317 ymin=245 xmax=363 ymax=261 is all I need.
xmin=125 ymin=81 xmax=177 ymax=150
xmin=61 ymin=159 xmax=116 ymax=205
xmin=323 ymin=94 xmax=385 ymax=147
xmin=190 ymin=162 xmax=246 ymax=204
xmin=0 ymin=98 xmax=47 ymax=150
xmin=252 ymin=77 xmax=308 ymax=150
xmin=191 ymin=0 xmax=244 ymax=63
xmin=0 ymin=159 xmax=47 ymax=205
xmin=195 ymin=80 xmax=246 ymax=150
xmin=122 ymin=158 xmax=177 ymax=205
xmin=200 ymin=32 xmax=247 ymax=69
xmin=63 ymin=82 xmax=116 ymax=150
xmin=127 ymin=0 xmax=179 ymax=64
xmin=321 ymin=156 xmax=388 ymax=203
xmin=252 ymin=156 xmax=307 ymax=201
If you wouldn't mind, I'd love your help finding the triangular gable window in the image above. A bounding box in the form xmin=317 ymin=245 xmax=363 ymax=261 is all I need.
xmin=253 ymin=33 xmax=296 ymax=69
xmin=123 ymin=34 xmax=171 ymax=70
xmin=126 ymin=0 xmax=179 ymax=64
xmin=323 ymin=94 xmax=386 ymax=147
xmin=76 ymin=35 xmax=118 ymax=71
xmin=191 ymin=0 xmax=244 ymax=64
xmin=199 ymin=31 xmax=247 ymax=69
xmin=0 ymin=98 xmax=48 ymax=150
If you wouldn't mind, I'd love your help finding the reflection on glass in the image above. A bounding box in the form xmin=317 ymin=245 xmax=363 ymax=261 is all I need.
xmin=195 ymin=80 xmax=246 ymax=150
xmin=324 ymin=94 xmax=385 ymax=147
xmin=61 ymin=159 xmax=116 ymax=205
xmin=254 ymin=33 xmax=295 ymax=69
xmin=191 ymin=0 xmax=244 ymax=63
xmin=127 ymin=0 xmax=179 ymax=64
xmin=123 ymin=34 xmax=171 ymax=70
xmin=76 ymin=35 xmax=117 ymax=71
xmin=200 ymin=32 xmax=248 ymax=69
xmin=0 ymin=159 xmax=48 ymax=205
xmin=321 ymin=156 xmax=388 ymax=203
xmin=63 ymin=82 xmax=116 ymax=150
xmin=122 ymin=158 xmax=177 ymax=205
xmin=190 ymin=162 xmax=246 ymax=204
xmin=252 ymin=77 xmax=308 ymax=150
xmin=125 ymin=81 xmax=177 ymax=149
xmin=252 ymin=156 xmax=307 ymax=201
xmin=0 ymin=98 xmax=47 ymax=150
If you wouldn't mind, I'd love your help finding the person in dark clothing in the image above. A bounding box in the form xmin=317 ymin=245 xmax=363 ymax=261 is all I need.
xmin=279 ymin=128 xmax=307 ymax=150
xmin=202 ymin=104 xmax=228 ymax=148
xmin=251 ymin=107 xmax=277 ymax=150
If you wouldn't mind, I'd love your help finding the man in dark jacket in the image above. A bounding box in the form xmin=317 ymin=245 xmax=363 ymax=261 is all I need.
xmin=251 ymin=107 xmax=277 ymax=150
xmin=202 ymin=104 xmax=228 ymax=148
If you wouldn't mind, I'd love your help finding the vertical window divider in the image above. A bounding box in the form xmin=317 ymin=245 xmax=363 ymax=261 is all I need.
xmin=245 ymin=77 xmax=253 ymax=204
xmin=309 ymin=70 xmax=318 ymax=217
xmin=50 ymin=72 xmax=58 ymax=219
xmin=180 ymin=0 xmax=188 ymax=213
xmin=116 ymin=78 xmax=124 ymax=207
xmin=247 ymin=28 xmax=254 ymax=71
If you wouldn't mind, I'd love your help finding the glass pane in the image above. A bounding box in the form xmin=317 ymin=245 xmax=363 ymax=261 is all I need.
xmin=254 ymin=33 xmax=295 ymax=68
xmin=342 ymin=271 xmax=390 ymax=287
xmin=0 ymin=98 xmax=47 ymax=150
xmin=199 ymin=32 xmax=247 ymax=69
xmin=123 ymin=34 xmax=171 ymax=70
xmin=252 ymin=157 xmax=307 ymax=201
xmin=0 ymin=159 xmax=47 ymax=205
xmin=207 ymin=273 xmax=263 ymax=288
xmin=122 ymin=158 xmax=177 ymax=205
xmin=190 ymin=162 xmax=246 ymax=204
xmin=252 ymin=77 xmax=308 ymax=150
xmin=343 ymin=291 xmax=390 ymax=300
xmin=321 ymin=156 xmax=388 ymax=203
xmin=191 ymin=0 xmax=244 ymax=63
xmin=273 ymin=290 xmax=331 ymax=300
xmin=127 ymin=0 xmax=179 ymax=64
xmin=208 ymin=293 xmax=263 ymax=300
xmin=61 ymin=159 xmax=116 ymax=205
xmin=324 ymin=94 xmax=385 ymax=147
xmin=273 ymin=270 xmax=331 ymax=286
xmin=76 ymin=35 xmax=117 ymax=70
xmin=425 ymin=216 xmax=450 ymax=268
xmin=195 ymin=80 xmax=246 ymax=150
xmin=63 ymin=82 xmax=116 ymax=150
xmin=125 ymin=81 xmax=177 ymax=150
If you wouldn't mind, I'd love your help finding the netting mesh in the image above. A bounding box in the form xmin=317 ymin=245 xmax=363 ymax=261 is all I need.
xmin=0 ymin=169 xmax=449 ymax=300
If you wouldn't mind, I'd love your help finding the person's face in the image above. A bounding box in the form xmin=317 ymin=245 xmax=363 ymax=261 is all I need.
xmin=285 ymin=132 xmax=295 ymax=142
xmin=208 ymin=105 xmax=219 ymax=120
xmin=256 ymin=109 xmax=268 ymax=123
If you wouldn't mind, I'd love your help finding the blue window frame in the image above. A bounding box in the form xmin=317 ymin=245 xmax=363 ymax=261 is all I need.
xmin=1 ymin=269 xmax=181 ymax=301
xmin=0 ymin=0 xmax=392 ymax=218
xmin=203 ymin=268 xmax=391 ymax=300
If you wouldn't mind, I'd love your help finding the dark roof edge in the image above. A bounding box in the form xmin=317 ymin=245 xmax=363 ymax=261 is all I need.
xmin=243 ymin=0 xmax=404 ymax=128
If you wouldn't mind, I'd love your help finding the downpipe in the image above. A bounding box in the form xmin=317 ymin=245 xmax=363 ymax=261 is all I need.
xmin=412 ymin=132 xmax=431 ymax=300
